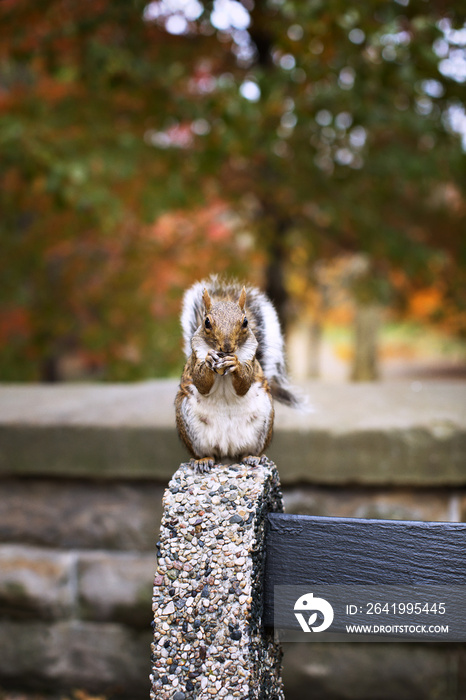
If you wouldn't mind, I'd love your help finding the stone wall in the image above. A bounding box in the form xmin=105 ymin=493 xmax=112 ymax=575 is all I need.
xmin=0 ymin=478 xmax=161 ymax=698
xmin=0 ymin=381 xmax=465 ymax=699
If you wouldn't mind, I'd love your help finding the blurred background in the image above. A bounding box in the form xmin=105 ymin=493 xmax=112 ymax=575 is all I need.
xmin=1 ymin=0 xmax=465 ymax=385
xmin=1 ymin=2 xmax=466 ymax=700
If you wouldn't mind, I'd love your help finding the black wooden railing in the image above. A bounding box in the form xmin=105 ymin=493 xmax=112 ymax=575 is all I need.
xmin=264 ymin=513 xmax=466 ymax=630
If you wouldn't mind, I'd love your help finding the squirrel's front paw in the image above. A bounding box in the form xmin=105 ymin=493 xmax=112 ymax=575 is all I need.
xmin=206 ymin=350 xmax=237 ymax=376
xmin=205 ymin=351 xmax=217 ymax=372
xmin=215 ymin=355 xmax=237 ymax=375
xmin=189 ymin=457 xmax=215 ymax=474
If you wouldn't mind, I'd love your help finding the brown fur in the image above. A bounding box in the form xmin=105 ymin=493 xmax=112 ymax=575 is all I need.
xmin=175 ymin=287 xmax=274 ymax=466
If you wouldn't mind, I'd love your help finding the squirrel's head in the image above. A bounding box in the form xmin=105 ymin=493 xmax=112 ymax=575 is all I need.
xmin=202 ymin=287 xmax=249 ymax=353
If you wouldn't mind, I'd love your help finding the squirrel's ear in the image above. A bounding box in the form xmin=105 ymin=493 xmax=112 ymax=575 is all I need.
xmin=238 ymin=286 xmax=247 ymax=311
xmin=202 ymin=288 xmax=212 ymax=313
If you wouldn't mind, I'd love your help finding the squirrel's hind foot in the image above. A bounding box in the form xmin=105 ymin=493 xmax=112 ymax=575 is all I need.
xmin=189 ymin=457 xmax=215 ymax=474
xmin=241 ymin=455 xmax=269 ymax=468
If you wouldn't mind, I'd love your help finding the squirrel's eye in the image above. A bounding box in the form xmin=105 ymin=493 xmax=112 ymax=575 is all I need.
xmin=242 ymin=317 xmax=248 ymax=328
xmin=204 ymin=317 xmax=212 ymax=329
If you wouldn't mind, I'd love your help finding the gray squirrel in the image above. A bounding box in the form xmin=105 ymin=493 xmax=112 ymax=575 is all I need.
xmin=175 ymin=275 xmax=304 ymax=472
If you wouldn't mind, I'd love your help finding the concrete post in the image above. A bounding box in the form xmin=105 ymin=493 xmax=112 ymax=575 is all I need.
xmin=151 ymin=459 xmax=284 ymax=700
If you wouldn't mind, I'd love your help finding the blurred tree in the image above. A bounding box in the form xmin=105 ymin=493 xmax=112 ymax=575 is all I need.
xmin=0 ymin=0 xmax=263 ymax=379
xmin=0 ymin=0 xmax=465 ymax=380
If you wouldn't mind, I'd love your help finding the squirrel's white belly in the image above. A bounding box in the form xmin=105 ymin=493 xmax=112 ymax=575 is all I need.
xmin=181 ymin=375 xmax=273 ymax=459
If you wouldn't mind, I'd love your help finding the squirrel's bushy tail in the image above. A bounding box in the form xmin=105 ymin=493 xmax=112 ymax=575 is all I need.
xmin=181 ymin=275 xmax=306 ymax=410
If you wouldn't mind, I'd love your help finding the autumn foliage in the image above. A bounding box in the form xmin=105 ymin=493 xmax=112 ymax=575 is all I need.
xmin=1 ymin=0 xmax=465 ymax=380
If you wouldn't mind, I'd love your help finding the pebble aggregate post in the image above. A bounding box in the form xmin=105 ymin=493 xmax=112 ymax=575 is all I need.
xmin=151 ymin=459 xmax=284 ymax=700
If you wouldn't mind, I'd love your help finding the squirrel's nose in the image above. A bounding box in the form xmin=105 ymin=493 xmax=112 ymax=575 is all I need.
xmin=222 ymin=344 xmax=232 ymax=354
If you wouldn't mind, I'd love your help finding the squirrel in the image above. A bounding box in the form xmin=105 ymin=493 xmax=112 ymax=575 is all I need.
xmin=175 ymin=275 xmax=304 ymax=473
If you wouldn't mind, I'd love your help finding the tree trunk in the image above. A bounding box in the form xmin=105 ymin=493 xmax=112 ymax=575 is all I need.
xmin=264 ymin=227 xmax=288 ymax=333
xmin=287 ymin=318 xmax=321 ymax=380
xmin=40 ymin=354 xmax=61 ymax=382
xmin=308 ymin=317 xmax=322 ymax=378
xmin=350 ymin=303 xmax=381 ymax=381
